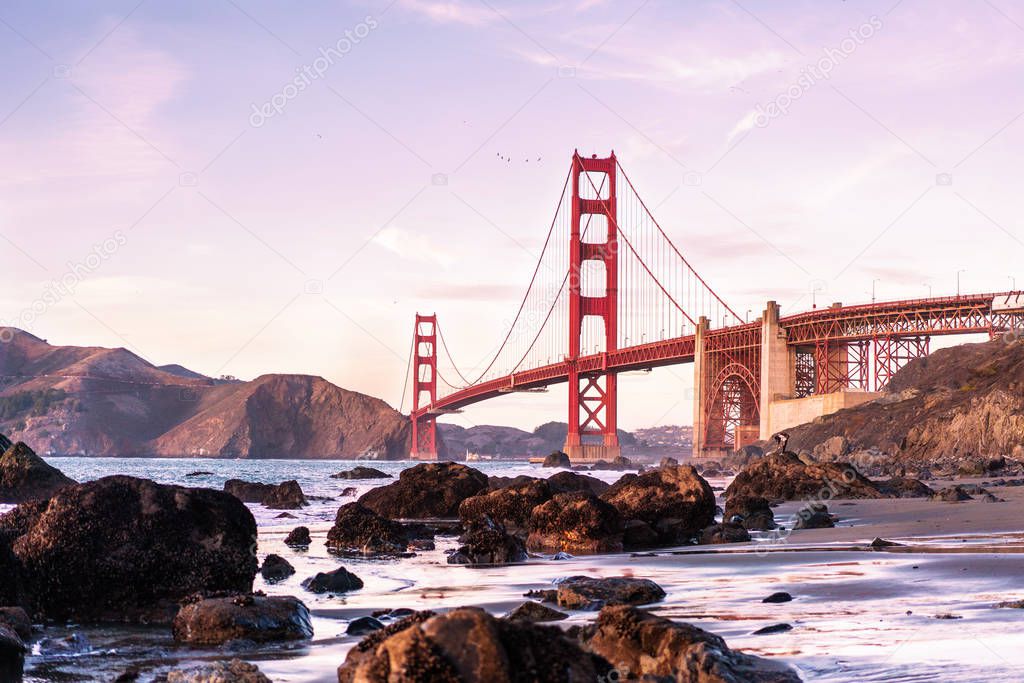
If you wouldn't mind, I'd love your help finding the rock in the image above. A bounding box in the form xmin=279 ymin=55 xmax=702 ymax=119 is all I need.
xmin=792 ymin=503 xmax=835 ymax=529
xmin=275 ymin=512 xmax=296 ymax=519
xmin=877 ymin=477 xmax=934 ymax=498
xmin=336 ymin=607 xmax=607 ymax=683
xmin=260 ymin=554 xmax=295 ymax=583
xmin=699 ymin=522 xmax=751 ymax=544
xmin=813 ymin=435 xmax=850 ymax=460
xmin=2 ymin=475 xmax=257 ymax=622
xmin=302 ymin=566 xmax=364 ymax=594
xmin=581 ymin=605 xmax=801 ymax=683
xmin=173 ymin=594 xmax=313 ymax=645
xmin=869 ymin=537 xmax=903 ymax=549
xmin=526 ymin=491 xmax=624 ymax=554
xmin=504 ymin=601 xmax=568 ymax=622
xmin=340 ymin=486 xmax=357 ymax=496
xmin=590 ymin=456 xmax=635 ymax=470
xmin=184 ymin=471 xmax=214 ymax=477
xmin=552 ymin=551 xmax=574 ymax=560
xmin=263 ymin=480 xmax=307 ymax=509
xmin=167 ymin=659 xmax=270 ymax=683
xmin=542 ymin=451 xmax=571 ymax=468
xmin=0 ymin=535 xmax=28 ymax=610
xmin=753 ymin=623 xmax=793 ymax=635
xmin=447 ymin=516 xmax=527 ymax=565
xmin=223 ymin=478 xmax=274 ymax=503
xmin=326 ymin=502 xmax=409 ymax=555
xmin=408 ymin=538 xmax=435 ymax=550
xmin=995 ymin=599 xmax=1024 ymax=608
xmin=763 ymin=592 xmax=793 ymax=603
xmin=931 ymin=485 xmax=973 ymax=502
xmin=331 ymin=466 xmax=392 ymax=480
xmin=659 ymin=456 xmax=680 ymax=468
xmin=0 ymin=622 xmax=25 ymax=683
xmin=284 ymin=526 xmax=311 ymax=547
xmin=0 ymin=440 xmax=75 ymax=503
xmin=981 ymin=492 xmax=1006 ymax=502
xmin=726 ymin=452 xmax=884 ymax=502
xmin=546 ymin=470 xmax=610 ymax=495
xmin=458 ymin=478 xmax=551 ymax=533
xmin=621 ymin=518 xmax=661 ymax=550
xmin=554 ymin=576 xmax=666 ymax=610
xmin=358 ymin=462 xmax=488 ymax=518
xmin=0 ymin=607 xmax=30 ymax=641
xmin=601 ymin=465 xmax=716 ymax=545
xmin=347 ymin=616 xmax=385 ymax=635
xmin=723 ymin=495 xmax=776 ymax=531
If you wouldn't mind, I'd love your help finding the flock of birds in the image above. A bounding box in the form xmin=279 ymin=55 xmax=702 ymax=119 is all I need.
xmin=497 ymin=152 xmax=542 ymax=164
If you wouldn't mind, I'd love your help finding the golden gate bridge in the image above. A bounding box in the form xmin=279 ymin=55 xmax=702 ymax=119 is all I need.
xmin=403 ymin=152 xmax=1024 ymax=461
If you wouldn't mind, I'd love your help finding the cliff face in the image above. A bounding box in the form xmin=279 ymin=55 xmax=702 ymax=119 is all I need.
xmin=0 ymin=328 xmax=410 ymax=458
xmin=784 ymin=337 xmax=1024 ymax=467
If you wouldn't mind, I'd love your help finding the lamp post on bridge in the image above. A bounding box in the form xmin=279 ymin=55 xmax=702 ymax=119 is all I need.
xmin=872 ymin=278 xmax=880 ymax=304
xmin=923 ymin=282 xmax=932 ymax=298
xmin=957 ymin=269 xmax=966 ymax=298
xmin=1010 ymin=275 xmax=1016 ymax=292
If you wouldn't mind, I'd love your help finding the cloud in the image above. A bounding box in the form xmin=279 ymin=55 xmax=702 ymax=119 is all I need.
xmin=726 ymin=109 xmax=758 ymax=144
xmin=373 ymin=227 xmax=455 ymax=266
xmin=397 ymin=0 xmax=498 ymax=26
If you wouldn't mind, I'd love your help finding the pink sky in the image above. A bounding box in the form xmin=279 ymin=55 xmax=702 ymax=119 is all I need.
xmin=1 ymin=0 xmax=1021 ymax=431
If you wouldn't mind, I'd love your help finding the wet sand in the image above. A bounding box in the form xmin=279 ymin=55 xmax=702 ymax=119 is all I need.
xmin=15 ymin=467 xmax=1024 ymax=682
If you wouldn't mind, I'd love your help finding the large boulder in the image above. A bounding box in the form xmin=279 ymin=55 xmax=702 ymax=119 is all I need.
xmin=336 ymin=607 xmax=609 ymax=682
xmin=172 ymin=594 xmax=313 ymax=645
xmin=582 ymin=605 xmax=802 ymax=682
xmin=302 ymin=566 xmax=364 ymax=594
xmin=0 ymin=441 xmax=75 ymax=504
xmin=263 ymin=480 xmax=307 ymax=509
xmin=326 ymin=502 xmax=409 ymax=556
xmin=260 ymin=554 xmax=295 ymax=583
xmin=223 ymin=479 xmax=274 ymax=503
xmin=167 ymin=659 xmax=271 ymax=683
xmin=546 ymin=470 xmax=610 ymax=495
xmin=0 ymin=536 xmax=28 ymax=610
xmin=542 ymin=451 xmax=571 ymax=468
xmin=0 ymin=622 xmax=25 ymax=683
xmin=526 ymin=492 xmax=624 ymax=554
xmin=554 ymin=576 xmax=666 ymax=610
xmin=877 ymin=477 xmax=934 ymax=498
xmin=723 ymin=496 xmax=776 ymax=531
xmin=331 ymin=466 xmax=392 ymax=480
xmin=725 ymin=453 xmax=884 ymax=502
xmin=447 ymin=516 xmax=527 ymax=565
xmin=358 ymin=462 xmax=488 ymax=518
xmin=600 ymin=465 xmax=716 ymax=545
xmin=458 ymin=479 xmax=551 ymax=533
xmin=1 ymin=475 xmax=257 ymax=622
xmin=699 ymin=523 xmax=751 ymax=545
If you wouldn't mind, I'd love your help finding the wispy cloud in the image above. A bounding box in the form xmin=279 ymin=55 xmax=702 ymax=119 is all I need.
xmin=397 ymin=0 xmax=498 ymax=26
xmin=373 ymin=227 xmax=455 ymax=266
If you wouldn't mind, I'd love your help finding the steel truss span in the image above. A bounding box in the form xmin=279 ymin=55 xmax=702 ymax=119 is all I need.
xmin=403 ymin=153 xmax=1024 ymax=458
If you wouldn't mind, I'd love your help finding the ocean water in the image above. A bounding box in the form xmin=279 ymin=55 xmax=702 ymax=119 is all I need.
xmin=6 ymin=457 xmax=1024 ymax=682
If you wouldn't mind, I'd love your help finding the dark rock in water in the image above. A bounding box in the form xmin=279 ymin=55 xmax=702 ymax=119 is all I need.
xmin=723 ymin=495 xmax=776 ymax=531
xmin=346 ymin=616 xmax=384 ymax=636
xmin=554 ymin=576 xmax=666 ymax=610
xmin=302 ymin=567 xmax=364 ymax=594
xmin=546 ymin=470 xmax=610 ymax=496
xmin=552 ymin=551 xmax=574 ymax=561
xmin=358 ymin=462 xmax=488 ymax=519
xmin=542 ymin=451 xmax=570 ymax=468
xmin=223 ymin=478 xmax=274 ymax=503
xmin=763 ymin=592 xmax=793 ymax=604
xmin=726 ymin=452 xmax=884 ymax=502
xmin=167 ymin=659 xmax=270 ymax=683
xmin=505 ymin=601 xmax=568 ymax=622
xmin=263 ymin=480 xmax=307 ymax=510
xmin=601 ymin=465 xmax=716 ymax=546
xmin=2 ymin=475 xmax=257 ymax=623
xmin=659 ymin=456 xmax=679 ymax=468
xmin=590 ymin=456 xmax=635 ymax=471
xmin=184 ymin=471 xmax=214 ymax=477
xmin=408 ymin=538 xmax=435 ymax=551
xmin=447 ymin=515 xmax=527 ymax=565
xmin=753 ymin=623 xmax=793 ymax=635
xmin=0 ymin=440 xmax=75 ymax=504
xmin=699 ymin=522 xmax=751 ymax=544
xmin=581 ymin=606 xmax=802 ymax=682
xmin=336 ymin=607 xmax=607 ymax=683
xmin=527 ymin=491 xmax=624 ymax=554
xmin=285 ymin=526 xmax=311 ymax=547
xmin=870 ymin=537 xmax=904 ymax=549
xmin=793 ymin=503 xmax=835 ymax=529
xmin=326 ymin=502 xmax=409 ymax=555
xmin=37 ymin=632 xmax=91 ymax=655
xmin=931 ymin=485 xmax=973 ymax=502
xmin=260 ymin=554 xmax=295 ymax=583
xmin=339 ymin=486 xmax=357 ymax=497
xmin=995 ymin=599 xmax=1024 ymax=609
xmin=331 ymin=466 xmax=392 ymax=480
xmin=173 ymin=594 xmax=313 ymax=645
xmin=0 ymin=622 xmax=25 ymax=682
xmin=275 ymin=512 xmax=296 ymax=519
xmin=458 ymin=478 xmax=551 ymax=533
xmin=0 ymin=607 xmax=31 ymax=641
xmin=877 ymin=476 xmax=934 ymax=498
xmin=621 ymin=518 xmax=661 ymax=550
xmin=114 ymin=667 xmax=141 ymax=683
